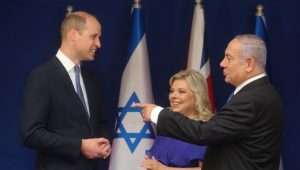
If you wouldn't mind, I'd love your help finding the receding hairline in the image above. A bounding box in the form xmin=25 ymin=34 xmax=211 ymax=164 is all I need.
xmin=70 ymin=11 xmax=98 ymax=20
xmin=230 ymin=34 xmax=267 ymax=67
xmin=233 ymin=34 xmax=265 ymax=46
xmin=60 ymin=11 xmax=100 ymax=39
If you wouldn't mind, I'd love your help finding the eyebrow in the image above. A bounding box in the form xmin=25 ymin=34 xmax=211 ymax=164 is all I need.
xmin=225 ymin=54 xmax=230 ymax=58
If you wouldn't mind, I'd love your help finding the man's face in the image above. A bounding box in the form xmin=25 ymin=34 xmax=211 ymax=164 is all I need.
xmin=75 ymin=17 xmax=101 ymax=61
xmin=220 ymin=39 xmax=248 ymax=86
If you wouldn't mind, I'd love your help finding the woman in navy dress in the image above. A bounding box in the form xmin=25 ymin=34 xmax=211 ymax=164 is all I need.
xmin=142 ymin=69 xmax=214 ymax=170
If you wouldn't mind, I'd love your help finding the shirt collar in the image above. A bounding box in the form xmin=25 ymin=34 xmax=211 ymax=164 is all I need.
xmin=56 ymin=50 xmax=78 ymax=72
xmin=234 ymin=73 xmax=267 ymax=95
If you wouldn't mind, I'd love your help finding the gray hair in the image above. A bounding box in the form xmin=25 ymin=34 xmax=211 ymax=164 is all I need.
xmin=169 ymin=69 xmax=213 ymax=121
xmin=234 ymin=34 xmax=267 ymax=68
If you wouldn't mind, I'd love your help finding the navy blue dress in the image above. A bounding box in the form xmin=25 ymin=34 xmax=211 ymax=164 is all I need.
xmin=146 ymin=136 xmax=206 ymax=167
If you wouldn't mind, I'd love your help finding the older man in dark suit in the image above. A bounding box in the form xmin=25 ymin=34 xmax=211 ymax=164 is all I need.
xmin=21 ymin=11 xmax=111 ymax=170
xmin=136 ymin=34 xmax=283 ymax=170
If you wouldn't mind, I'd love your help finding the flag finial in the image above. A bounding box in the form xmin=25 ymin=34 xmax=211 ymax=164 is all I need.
xmin=195 ymin=0 xmax=202 ymax=4
xmin=256 ymin=4 xmax=264 ymax=16
xmin=133 ymin=0 xmax=141 ymax=8
xmin=134 ymin=0 xmax=140 ymax=5
xmin=66 ymin=5 xmax=73 ymax=16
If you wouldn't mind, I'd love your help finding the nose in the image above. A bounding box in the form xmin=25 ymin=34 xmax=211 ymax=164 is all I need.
xmin=96 ymin=38 xmax=101 ymax=48
xmin=169 ymin=91 xmax=177 ymax=100
xmin=220 ymin=57 xmax=226 ymax=68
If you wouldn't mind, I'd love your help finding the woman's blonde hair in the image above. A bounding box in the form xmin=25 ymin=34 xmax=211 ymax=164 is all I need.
xmin=169 ymin=69 xmax=213 ymax=121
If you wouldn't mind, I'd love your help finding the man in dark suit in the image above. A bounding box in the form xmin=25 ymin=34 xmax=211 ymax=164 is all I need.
xmin=136 ymin=34 xmax=283 ymax=170
xmin=21 ymin=11 xmax=111 ymax=170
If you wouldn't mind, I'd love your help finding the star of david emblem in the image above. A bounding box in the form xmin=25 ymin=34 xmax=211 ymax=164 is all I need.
xmin=115 ymin=92 xmax=155 ymax=153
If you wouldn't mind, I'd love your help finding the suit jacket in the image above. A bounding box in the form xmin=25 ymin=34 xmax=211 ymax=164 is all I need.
xmin=21 ymin=57 xmax=110 ymax=170
xmin=156 ymin=77 xmax=283 ymax=170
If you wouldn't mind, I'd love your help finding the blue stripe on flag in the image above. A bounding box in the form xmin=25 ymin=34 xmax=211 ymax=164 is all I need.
xmin=255 ymin=16 xmax=267 ymax=40
xmin=127 ymin=8 xmax=144 ymax=59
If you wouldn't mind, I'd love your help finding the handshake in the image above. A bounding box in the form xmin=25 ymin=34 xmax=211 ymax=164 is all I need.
xmin=80 ymin=137 xmax=112 ymax=159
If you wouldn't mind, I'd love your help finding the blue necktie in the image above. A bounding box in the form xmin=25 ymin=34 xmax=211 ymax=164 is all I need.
xmin=74 ymin=65 xmax=89 ymax=117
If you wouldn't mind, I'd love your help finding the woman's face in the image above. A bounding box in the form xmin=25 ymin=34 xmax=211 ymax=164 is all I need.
xmin=169 ymin=79 xmax=196 ymax=117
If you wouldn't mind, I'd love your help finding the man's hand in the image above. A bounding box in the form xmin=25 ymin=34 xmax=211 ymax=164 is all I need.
xmin=134 ymin=103 xmax=157 ymax=121
xmin=99 ymin=140 xmax=112 ymax=159
xmin=80 ymin=138 xmax=111 ymax=159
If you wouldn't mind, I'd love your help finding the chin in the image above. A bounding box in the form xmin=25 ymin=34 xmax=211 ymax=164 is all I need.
xmin=87 ymin=56 xmax=95 ymax=61
xmin=172 ymin=108 xmax=182 ymax=113
xmin=224 ymin=78 xmax=230 ymax=84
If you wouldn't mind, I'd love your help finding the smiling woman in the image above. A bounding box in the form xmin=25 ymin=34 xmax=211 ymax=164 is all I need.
xmin=168 ymin=69 xmax=213 ymax=121
xmin=142 ymin=69 xmax=214 ymax=170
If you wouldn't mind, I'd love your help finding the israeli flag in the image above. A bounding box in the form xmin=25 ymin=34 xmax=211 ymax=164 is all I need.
xmin=108 ymin=0 xmax=155 ymax=170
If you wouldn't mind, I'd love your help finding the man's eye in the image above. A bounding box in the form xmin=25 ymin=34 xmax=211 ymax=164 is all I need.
xmin=227 ymin=57 xmax=232 ymax=62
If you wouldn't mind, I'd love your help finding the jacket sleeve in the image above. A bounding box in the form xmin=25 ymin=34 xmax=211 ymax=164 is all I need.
xmin=156 ymin=96 xmax=256 ymax=145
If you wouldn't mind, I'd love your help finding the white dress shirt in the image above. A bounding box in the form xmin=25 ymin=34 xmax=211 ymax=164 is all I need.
xmin=56 ymin=50 xmax=90 ymax=115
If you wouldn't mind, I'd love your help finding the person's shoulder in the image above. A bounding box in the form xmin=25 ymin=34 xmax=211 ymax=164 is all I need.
xmin=27 ymin=57 xmax=58 ymax=79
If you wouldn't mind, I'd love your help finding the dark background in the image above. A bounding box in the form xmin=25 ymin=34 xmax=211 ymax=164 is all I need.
xmin=1 ymin=0 xmax=299 ymax=169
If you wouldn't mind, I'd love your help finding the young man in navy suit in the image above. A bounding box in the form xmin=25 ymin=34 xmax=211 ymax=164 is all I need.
xmin=21 ymin=11 xmax=111 ymax=170
xmin=136 ymin=34 xmax=283 ymax=170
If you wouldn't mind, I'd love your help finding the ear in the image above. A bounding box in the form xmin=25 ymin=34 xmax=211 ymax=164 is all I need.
xmin=245 ymin=57 xmax=255 ymax=73
xmin=68 ymin=29 xmax=79 ymax=42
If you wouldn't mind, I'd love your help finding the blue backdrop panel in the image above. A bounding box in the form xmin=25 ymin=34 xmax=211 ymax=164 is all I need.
xmin=1 ymin=0 xmax=299 ymax=169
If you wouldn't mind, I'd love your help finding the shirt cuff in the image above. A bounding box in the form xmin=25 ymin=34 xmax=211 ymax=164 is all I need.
xmin=151 ymin=106 xmax=163 ymax=124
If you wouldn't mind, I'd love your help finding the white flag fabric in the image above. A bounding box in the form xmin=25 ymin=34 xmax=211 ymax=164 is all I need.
xmin=187 ymin=0 xmax=205 ymax=71
xmin=108 ymin=1 xmax=155 ymax=170
xmin=187 ymin=0 xmax=216 ymax=110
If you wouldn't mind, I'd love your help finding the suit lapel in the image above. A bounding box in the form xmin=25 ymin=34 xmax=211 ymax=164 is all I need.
xmin=51 ymin=57 xmax=91 ymax=123
xmin=52 ymin=58 xmax=75 ymax=95
xmin=81 ymin=68 xmax=94 ymax=119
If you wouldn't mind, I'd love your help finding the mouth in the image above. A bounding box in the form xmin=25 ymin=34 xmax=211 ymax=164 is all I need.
xmin=89 ymin=49 xmax=97 ymax=56
xmin=170 ymin=101 xmax=181 ymax=108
